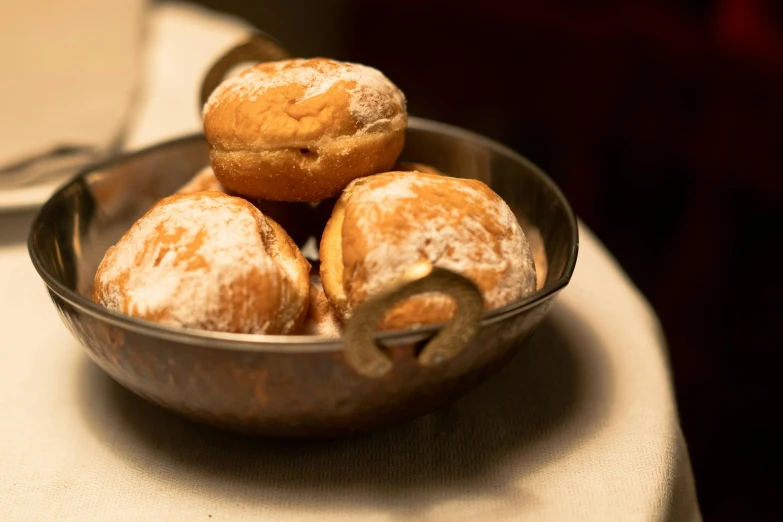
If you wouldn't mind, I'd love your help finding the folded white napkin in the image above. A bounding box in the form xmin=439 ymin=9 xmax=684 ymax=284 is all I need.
xmin=0 ymin=0 xmax=146 ymax=170
xmin=0 ymin=0 xmax=251 ymax=188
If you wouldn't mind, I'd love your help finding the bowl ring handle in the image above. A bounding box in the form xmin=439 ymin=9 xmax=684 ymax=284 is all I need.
xmin=343 ymin=262 xmax=485 ymax=379
xmin=199 ymin=33 xmax=291 ymax=111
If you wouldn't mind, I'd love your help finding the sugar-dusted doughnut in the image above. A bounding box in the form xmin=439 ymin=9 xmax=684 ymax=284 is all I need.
xmin=203 ymin=58 xmax=407 ymax=202
xmin=94 ymin=192 xmax=310 ymax=334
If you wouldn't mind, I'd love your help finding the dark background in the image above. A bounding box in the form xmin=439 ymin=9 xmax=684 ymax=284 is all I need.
xmin=186 ymin=0 xmax=781 ymax=519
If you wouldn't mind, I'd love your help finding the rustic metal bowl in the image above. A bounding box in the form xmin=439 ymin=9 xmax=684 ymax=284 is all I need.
xmin=28 ymin=116 xmax=578 ymax=438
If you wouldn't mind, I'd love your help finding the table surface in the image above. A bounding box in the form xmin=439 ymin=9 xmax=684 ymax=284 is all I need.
xmin=0 ymin=2 xmax=701 ymax=521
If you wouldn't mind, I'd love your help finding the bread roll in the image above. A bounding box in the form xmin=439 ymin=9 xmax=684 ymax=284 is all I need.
xmin=94 ymin=192 xmax=310 ymax=334
xmin=203 ymin=58 xmax=407 ymax=202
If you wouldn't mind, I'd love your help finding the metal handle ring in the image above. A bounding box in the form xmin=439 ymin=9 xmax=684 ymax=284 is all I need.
xmin=343 ymin=262 xmax=484 ymax=379
xmin=199 ymin=32 xmax=291 ymax=111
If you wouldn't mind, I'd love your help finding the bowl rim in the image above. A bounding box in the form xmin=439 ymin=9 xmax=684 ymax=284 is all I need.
xmin=28 ymin=116 xmax=579 ymax=352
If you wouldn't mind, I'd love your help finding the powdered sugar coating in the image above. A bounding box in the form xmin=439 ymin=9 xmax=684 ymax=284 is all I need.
xmin=94 ymin=193 xmax=306 ymax=334
xmin=203 ymin=58 xmax=406 ymax=130
xmin=341 ymin=172 xmax=537 ymax=319
xmin=302 ymin=274 xmax=342 ymax=338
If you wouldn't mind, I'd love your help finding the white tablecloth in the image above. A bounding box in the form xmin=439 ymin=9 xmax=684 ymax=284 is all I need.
xmin=0 ymin=2 xmax=700 ymax=521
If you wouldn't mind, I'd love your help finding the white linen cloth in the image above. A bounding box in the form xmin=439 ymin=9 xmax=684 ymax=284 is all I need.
xmin=0 ymin=0 xmax=146 ymax=167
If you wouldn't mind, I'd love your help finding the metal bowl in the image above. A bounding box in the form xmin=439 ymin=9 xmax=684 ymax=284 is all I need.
xmin=28 ymin=117 xmax=578 ymax=438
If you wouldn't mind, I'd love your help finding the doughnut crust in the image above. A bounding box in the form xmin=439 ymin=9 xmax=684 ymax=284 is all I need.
xmin=93 ymin=192 xmax=310 ymax=334
xmin=176 ymin=166 xmax=314 ymax=247
xmin=176 ymin=166 xmax=226 ymax=194
xmin=301 ymin=273 xmax=342 ymax=337
xmin=320 ymin=171 xmax=537 ymax=330
xmin=394 ymin=162 xmax=443 ymax=175
xmin=203 ymin=58 xmax=407 ymax=202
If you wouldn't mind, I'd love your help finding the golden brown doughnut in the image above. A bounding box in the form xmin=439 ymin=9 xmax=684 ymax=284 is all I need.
xmin=301 ymin=273 xmax=342 ymax=337
xmin=176 ymin=166 xmax=226 ymax=194
xmin=253 ymin=199 xmax=315 ymax=249
xmin=517 ymin=217 xmax=548 ymax=290
xmin=93 ymin=192 xmax=310 ymax=334
xmin=310 ymin=197 xmax=338 ymax=244
xmin=320 ymin=171 xmax=537 ymax=330
xmin=203 ymin=58 xmax=407 ymax=202
xmin=176 ymin=166 xmax=315 ymax=247
xmin=394 ymin=161 xmax=443 ymax=175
